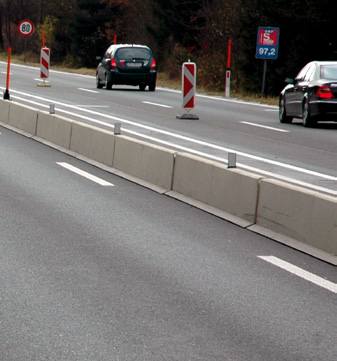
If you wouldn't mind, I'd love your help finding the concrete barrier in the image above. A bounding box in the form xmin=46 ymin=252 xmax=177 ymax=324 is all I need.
xmin=113 ymin=135 xmax=175 ymax=191
xmin=0 ymin=99 xmax=10 ymax=124
xmin=1 ymin=99 xmax=336 ymax=262
xmin=36 ymin=112 xmax=72 ymax=150
xmin=70 ymin=121 xmax=115 ymax=167
xmin=8 ymin=102 xmax=38 ymax=135
xmin=171 ymin=152 xmax=261 ymax=224
xmin=256 ymin=179 xmax=337 ymax=255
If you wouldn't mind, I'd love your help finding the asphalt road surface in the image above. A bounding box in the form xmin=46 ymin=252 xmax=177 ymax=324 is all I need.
xmin=1 ymin=62 xmax=337 ymax=197
xmin=1 ymin=123 xmax=336 ymax=361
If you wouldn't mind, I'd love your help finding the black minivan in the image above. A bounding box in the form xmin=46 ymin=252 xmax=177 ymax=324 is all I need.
xmin=96 ymin=44 xmax=157 ymax=91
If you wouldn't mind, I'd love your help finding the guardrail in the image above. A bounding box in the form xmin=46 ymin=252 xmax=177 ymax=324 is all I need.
xmin=1 ymin=99 xmax=336 ymax=265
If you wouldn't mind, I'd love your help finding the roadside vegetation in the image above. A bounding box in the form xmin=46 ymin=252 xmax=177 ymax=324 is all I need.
xmin=0 ymin=1 xmax=335 ymax=100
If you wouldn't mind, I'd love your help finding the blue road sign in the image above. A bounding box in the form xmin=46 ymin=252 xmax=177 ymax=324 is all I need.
xmin=256 ymin=27 xmax=280 ymax=60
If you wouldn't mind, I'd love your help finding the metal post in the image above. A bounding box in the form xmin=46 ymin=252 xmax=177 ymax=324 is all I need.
xmin=261 ymin=59 xmax=267 ymax=97
xmin=228 ymin=153 xmax=237 ymax=168
xmin=114 ymin=123 xmax=121 ymax=135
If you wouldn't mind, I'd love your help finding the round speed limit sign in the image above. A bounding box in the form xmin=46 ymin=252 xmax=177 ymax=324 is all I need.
xmin=18 ymin=20 xmax=35 ymax=37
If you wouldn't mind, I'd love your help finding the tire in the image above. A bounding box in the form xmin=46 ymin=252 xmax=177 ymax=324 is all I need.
xmin=96 ymin=74 xmax=104 ymax=89
xmin=302 ymin=97 xmax=316 ymax=127
xmin=279 ymin=96 xmax=292 ymax=123
xmin=139 ymin=84 xmax=146 ymax=91
xmin=105 ymin=75 xmax=112 ymax=90
xmin=148 ymin=81 xmax=156 ymax=92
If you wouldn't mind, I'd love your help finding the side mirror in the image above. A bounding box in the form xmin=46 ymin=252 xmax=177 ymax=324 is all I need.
xmin=285 ymin=77 xmax=294 ymax=84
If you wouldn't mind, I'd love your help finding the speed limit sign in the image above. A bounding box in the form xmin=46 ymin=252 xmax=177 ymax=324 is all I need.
xmin=18 ymin=20 xmax=35 ymax=37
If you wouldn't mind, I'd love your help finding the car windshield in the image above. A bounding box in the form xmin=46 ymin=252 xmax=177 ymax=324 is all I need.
xmin=320 ymin=65 xmax=337 ymax=80
xmin=116 ymin=48 xmax=151 ymax=60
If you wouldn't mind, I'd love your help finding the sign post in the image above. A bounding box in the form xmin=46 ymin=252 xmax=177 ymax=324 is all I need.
xmin=18 ymin=20 xmax=35 ymax=63
xmin=176 ymin=61 xmax=199 ymax=120
xmin=38 ymin=47 xmax=51 ymax=87
xmin=3 ymin=48 xmax=12 ymax=100
xmin=225 ymin=39 xmax=232 ymax=97
xmin=256 ymin=27 xmax=280 ymax=96
xmin=38 ymin=33 xmax=51 ymax=87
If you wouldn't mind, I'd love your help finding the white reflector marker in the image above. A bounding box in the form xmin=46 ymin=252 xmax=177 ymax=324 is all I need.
xmin=57 ymin=162 xmax=114 ymax=186
xmin=258 ymin=256 xmax=337 ymax=294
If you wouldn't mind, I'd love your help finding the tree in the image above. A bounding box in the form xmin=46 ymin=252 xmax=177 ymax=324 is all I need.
xmin=148 ymin=0 xmax=204 ymax=75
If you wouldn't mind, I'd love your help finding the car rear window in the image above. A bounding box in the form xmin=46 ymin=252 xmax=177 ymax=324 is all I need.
xmin=116 ymin=48 xmax=151 ymax=60
xmin=320 ymin=65 xmax=337 ymax=80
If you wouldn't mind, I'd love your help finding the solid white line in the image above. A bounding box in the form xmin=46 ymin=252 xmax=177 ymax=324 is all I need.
xmin=258 ymin=256 xmax=337 ymax=294
xmin=72 ymin=105 xmax=109 ymax=108
xmin=78 ymin=88 xmax=99 ymax=93
xmin=142 ymin=101 xmax=173 ymax=108
xmin=57 ymin=162 xmax=114 ymax=186
xmin=241 ymin=121 xmax=289 ymax=132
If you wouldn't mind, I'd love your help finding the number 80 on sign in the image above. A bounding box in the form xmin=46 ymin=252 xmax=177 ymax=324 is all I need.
xmin=18 ymin=20 xmax=35 ymax=37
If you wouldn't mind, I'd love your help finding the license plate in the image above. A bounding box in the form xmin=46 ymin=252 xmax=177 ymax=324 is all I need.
xmin=127 ymin=62 xmax=142 ymax=67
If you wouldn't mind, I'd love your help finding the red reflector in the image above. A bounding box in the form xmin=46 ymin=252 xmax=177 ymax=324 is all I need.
xmin=111 ymin=58 xmax=117 ymax=69
xmin=150 ymin=59 xmax=157 ymax=69
xmin=316 ymin=85 xmax=334 ymax=99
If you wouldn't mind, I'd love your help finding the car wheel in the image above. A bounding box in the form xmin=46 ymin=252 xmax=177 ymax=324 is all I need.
xmin=279 ymin=96 xmax=292 ymax=123
xmin=148 ymin=82 xmax=156 ymax=92
xmin=302 ymin=97 xmax=316 ymax=127
xmin=139 ymin=84 xmax=146 ymax=91
xmin=105 ymin=75 xmax=112 ymax=90
xmin=96 ymin=74 xmax=104 ymax=89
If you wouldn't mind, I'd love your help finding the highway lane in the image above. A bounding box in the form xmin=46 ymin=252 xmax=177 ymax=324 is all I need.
xmin=1 ymin=62 xmax=337 ymax=196
xmin=1 ymin=125 xmax=337 ymax=361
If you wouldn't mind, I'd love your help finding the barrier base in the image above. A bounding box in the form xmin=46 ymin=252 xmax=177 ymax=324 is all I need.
xmin=176 ymin=113 xmax=199 ymax=120
xmin=37 ymin=82 xmax=51 ymax=87
xmin=3 ymin=89 xmax=10 ymax=100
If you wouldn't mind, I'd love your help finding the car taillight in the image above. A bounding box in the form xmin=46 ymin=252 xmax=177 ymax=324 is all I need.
xmin=316 ymin=85 xmax=334 ymax=99
xmin=150 ymin=59 xmax=157 ymax=69
xmin=111 ymin=58 xmax=117 ymax=69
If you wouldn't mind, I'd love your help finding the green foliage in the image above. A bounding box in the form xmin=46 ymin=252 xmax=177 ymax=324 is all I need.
xmin=1 ymin=0 xmax=337 ymax=96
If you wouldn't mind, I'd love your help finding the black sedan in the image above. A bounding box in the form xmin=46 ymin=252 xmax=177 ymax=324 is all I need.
xmin=279 ymin=61 xmax=337 ymax=127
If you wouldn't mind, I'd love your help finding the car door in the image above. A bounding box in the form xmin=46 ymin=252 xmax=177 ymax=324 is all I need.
xmin=284 ymin=64 xmax=309 ymax=116
xmin=284 ymin=63 xmax=311 ymax=116
xmin=294 ymin=64 xmax=316 ymax=116
xmin=98 ymin=47 xmax=113 ymax=80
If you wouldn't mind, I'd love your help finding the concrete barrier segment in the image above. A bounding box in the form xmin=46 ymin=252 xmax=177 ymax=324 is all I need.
xmin=36 ymin=111 xmax=72 ymax=150
xmin=8 ymin=101 xmax=38 ymax=135
xmin=113 ymin=135 xmax=176 ymax=191
xmin=0 ymin=99 xmax=11 ymax=124
xmin=70 ymin=121 xmax=115 ymax=167
xmin=172 ymin=152 xmax=261 ymax=223
xmin=256 ymin=179 xmax=337 ymax=255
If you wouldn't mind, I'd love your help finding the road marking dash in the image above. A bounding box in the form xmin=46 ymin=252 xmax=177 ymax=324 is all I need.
xmin=241 ymin=121 xmax=289 ymax=132
xmin=258 ymin=256 xmax=337 ymax=294
xmin=78 ymin=88 xmax=99 ymax=93
xmin=57 ymin=162 xmax=114 ymax=186
xmin=142 ymin=101 xmax=173 ymax=108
